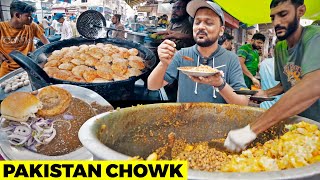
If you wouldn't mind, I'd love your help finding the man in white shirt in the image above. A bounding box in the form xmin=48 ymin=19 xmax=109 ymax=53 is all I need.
xmin=42 ymin=16 xmax=50 ymax=36
xmin=50 ymin=17 xmax=61 ymax=40
xmin=56 ymin=13 xmax=73 ymax=40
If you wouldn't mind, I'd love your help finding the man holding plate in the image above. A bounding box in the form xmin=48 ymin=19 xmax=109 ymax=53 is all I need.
xmin=148 ymin=0 xmax=248 ymax=105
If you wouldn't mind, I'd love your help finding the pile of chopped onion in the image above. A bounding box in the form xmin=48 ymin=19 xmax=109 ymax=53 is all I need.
xmin=0 ymin=117 xmax=70 ymax=152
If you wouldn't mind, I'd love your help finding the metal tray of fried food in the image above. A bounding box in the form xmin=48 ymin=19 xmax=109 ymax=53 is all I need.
xmin=0 ymin=68 xmax=32 ymax=100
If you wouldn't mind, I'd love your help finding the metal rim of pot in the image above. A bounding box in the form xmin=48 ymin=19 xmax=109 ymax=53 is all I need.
xmin=78 ymin=103 xmax=320 ymax=180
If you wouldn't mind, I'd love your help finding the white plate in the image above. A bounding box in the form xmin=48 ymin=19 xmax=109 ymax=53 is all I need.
xmin=0 ymin=84 xmax=112 ymax=160
xmin=178 ymin=67 xmax=220 ymax=77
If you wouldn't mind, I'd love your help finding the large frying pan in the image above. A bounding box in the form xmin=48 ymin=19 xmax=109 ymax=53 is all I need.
xmin=9 ymin=37 xmax=157 ymax=101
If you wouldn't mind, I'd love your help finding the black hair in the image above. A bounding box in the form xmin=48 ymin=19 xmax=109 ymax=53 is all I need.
xmin=10 ymin=0 xmax=36 ymax=18
xmin=114 ymin=14 xmax=121 ymax=21
xmin=252 ymin=33 xmax=266 ymax=42
xmin=218 ymin=32 xmax=234 ymax=45
xmin=270 ymin=0 xmax=304 ymax=8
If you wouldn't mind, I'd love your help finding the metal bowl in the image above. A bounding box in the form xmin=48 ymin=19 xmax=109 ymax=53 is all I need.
xmin=79 ymin=103 xmax=320 ymax=180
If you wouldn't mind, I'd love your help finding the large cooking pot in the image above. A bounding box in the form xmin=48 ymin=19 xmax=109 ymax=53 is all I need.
xmin=9 ymin=37 xmax=157 ymax=101
xmin=79 ymin=103 xmax=320 ymax=180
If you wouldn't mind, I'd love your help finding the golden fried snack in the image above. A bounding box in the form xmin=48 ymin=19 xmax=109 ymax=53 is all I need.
xmin=84 ymin=58 xmax=99 ymax=67
xmin=118 ymin=47 xmax=130 ymax=59
xmin=92 ymin=78 xmax=112 ymax=83
xmin=100 ymin=55 xmax=113 ymax=63
xmin=79 ymin=53 xmax=94 ymax=61
xmin=37 ymin=86 xmax=72 ymax=117
xmin=96 ymin=43 xmax=104 ymax=48
xmin=125 ymin=68 xmax=142 ymax=78
xmin=96 ymin=69 xmax=113 ymax=80
xmin=44 ymin=60 xmax=61 ymax=68
xmin=113 ymin=74 xmax=127 ymax=81
xmin=52 ymin=70 xmax=73 ymax=80
xmin=66 ymin=75 xmax=86 ymax=82
xmin=58 ymin=63 xmax=75 ymax=71
xmin=95 ymin=62 xmax=111 ymax=70
xmin=128 ymin=48 xmax=139 ymax=56
xmin=69 ymin=46 xmax=80 ymax=51
xmin=128 ymin=59 xmax=145 ymax=70
xmin=70 ymin=59 xmax=85 ymax=66
xmin=83 ymin=71 xmax=99 ymax=82
xmin=71 ymin=65 xmax=94 ymax=77
xmin=111 ymin=63 xmax=128 ymax=76
xmin=43 ymin=67 xmax=60 ymax=77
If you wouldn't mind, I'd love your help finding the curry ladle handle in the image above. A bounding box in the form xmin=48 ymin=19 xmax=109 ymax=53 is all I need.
xmin=9 ymin=50 xmax=51 ymax=89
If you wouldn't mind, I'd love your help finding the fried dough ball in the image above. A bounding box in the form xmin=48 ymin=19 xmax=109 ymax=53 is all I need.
xmin=37 ymin=86 xmax=72 ymax=117
xmin=125 ymin=68 xmax=142 ymax=78
xmin=113 ymin=74 xmax=127 ymax=81
xmin=113 ymin=57 xmax=128 ymax=65
xmin=100 ymin=55 xmax=113 ymax=64
xmin=58 ymin=63 xmax=75 ymax=71
xmin=66 ymin=75 xmax=86 ymax=82
xmin=92 ymin=78 xmax=112 ymax=83
xmin=96 ymin=69 xmax=113 ymax=80
xmin=84 ymin=58 xmax=99 ymax=67
xmin=44 ymin=60 xmax=61 ymax=68
xmin=69 ymin=46 xmax=80 ymax=51
xmin=52 ymin=70 xmax=74 ymax=80
xmin=83 ymin=71 xmax=99 ymax=82
xmin=128 ymin=48 xmax=139 ymax=56
xmin=70 ymin=58 xmax=85 ymax=66
xmin=72 ymin=65 xmax=94 ymax=77
xmin=95 ymin=62 xmax=111 ymax=70
xmin=96 ymin=43 xmax=104 ymax=48
xmin=43 ymin=67 xmax=60 ymax=77
xmin=79 ymin=53 xmax=94 ymax=61
xmin=118 ymin=47 xmax=130 ymax=59
xmin=111 ymin=63 xmax=128 ymax=76
xmin=128 ymin=59 xmax=145 ymax=70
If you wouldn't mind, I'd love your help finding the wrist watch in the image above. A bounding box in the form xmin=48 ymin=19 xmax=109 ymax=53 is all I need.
xmin=215 ymin=78 xmax=226 ymax=91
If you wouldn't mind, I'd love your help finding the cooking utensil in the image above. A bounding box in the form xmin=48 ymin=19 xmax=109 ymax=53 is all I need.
xmin=182 ymin=56 xmax=193 ymax=61
xmin=215 ymin=64 xmax=226 ymax=69
xmin=9 ymin=37 xmax=157 ymax=101
xmin=250 ymin=96 xmax=276 ymax=102
xmin=234 ymin=90 xmax=258 ymax=95
xmin=79 ymin=103 xmax=320 ymax=179
xmin=76 ymin=10 xmax=106 ymax=39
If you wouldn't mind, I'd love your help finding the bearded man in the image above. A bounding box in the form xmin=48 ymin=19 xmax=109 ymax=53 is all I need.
xmin=156 ymin=0 xmax=195 ymax=49
xmin=225 ymin=0 xmax=320 ymax=152
xmin=148 ymin=0 xmax=248 ymax=105
xmin=238 ymin=33 xmax=266 ymax=89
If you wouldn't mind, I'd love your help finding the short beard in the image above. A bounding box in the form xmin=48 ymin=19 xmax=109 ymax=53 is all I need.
xmin=252 ymin=43 xmax=259 ymax=50
xmin=276 ymin=14 xmax=299 ymax=41
xmin=171 ymin=15 xmax=188 ymax=23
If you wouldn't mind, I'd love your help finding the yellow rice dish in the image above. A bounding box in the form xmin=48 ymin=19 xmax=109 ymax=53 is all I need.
xmin=222 ymin=121 xmax=320 ymax=172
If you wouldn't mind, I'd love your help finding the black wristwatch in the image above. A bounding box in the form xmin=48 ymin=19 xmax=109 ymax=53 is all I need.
xmin=215 ymin=78 xmax=226 ymax=91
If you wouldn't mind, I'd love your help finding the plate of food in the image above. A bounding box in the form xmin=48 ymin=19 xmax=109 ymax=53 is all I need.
xmin=0 ymin=84 xmax=113 ymax=160
xmin=177 ymin=65 xmax=220 ymax=77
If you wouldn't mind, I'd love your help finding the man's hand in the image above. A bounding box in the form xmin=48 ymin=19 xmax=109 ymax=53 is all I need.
xmin=0 ymin=53 xmax=9 ymax=64
xmin=164 ymin=31 xmax=186 ymax=40
xmin=251 ymin=77 xmax=261 ymax=88
xmin=255 ymin=89 xmax=268 ymax=97
xmin=155 ymin=30 xmax=170 ymax=36
xmin=157 ymin=40 xmax=177 ymax=66
xmin=188 ymin=71 xmax=224 ymax=87
xmin=224 ymin=125 xmax=257 ymax=152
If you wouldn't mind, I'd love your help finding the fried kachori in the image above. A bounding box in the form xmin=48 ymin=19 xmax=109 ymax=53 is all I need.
xmin=37 ymin=86 xmax=72 ymax=116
